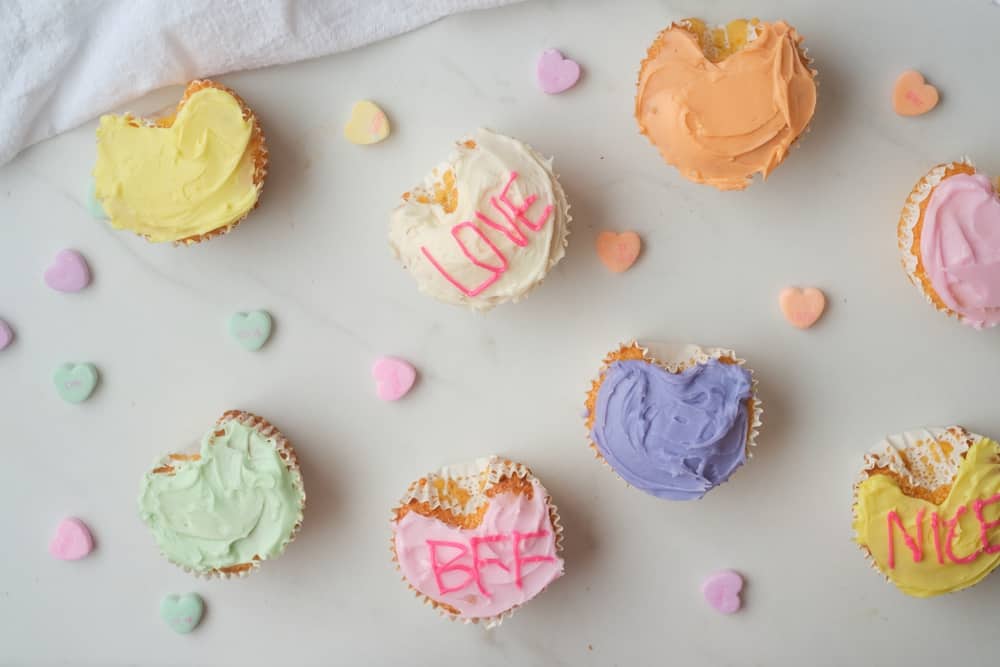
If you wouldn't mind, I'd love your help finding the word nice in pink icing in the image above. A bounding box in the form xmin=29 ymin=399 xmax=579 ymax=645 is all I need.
xmin=886 ymin=493 xmax=1000 ymax=568
xmin=420 ymin=171 xmax=553 ymax=297
xmin=428 ymin=530 xmax=556 ymax=596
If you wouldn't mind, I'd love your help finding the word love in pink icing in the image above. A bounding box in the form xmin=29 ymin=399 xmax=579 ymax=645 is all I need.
xmin=536 ymin=49 xmax=581 ymax=94
xmin=420 ymin=172 xmax=553 ymax=297
xmin=49 ymin=517 xmax=94 ymax=560
xmin=44 ymin=249 xmax=91 ymax=293
xmin=702 ymin=570 xmax=744 ymax=614
xmin=886 ymin=493 xmax=1000 ymax=568
xmin=428 ymin=530 xmax=556 ymax=596
xmin=372 ymin=356 xmax=416 ymax=401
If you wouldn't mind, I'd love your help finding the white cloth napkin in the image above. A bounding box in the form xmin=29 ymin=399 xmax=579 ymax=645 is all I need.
xmin=0 ymin=0 xmax=520 ymax=166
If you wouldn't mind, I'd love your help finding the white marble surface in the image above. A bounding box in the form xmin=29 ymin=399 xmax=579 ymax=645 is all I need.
xmin=3 ymin=0 xmax=1000 ymax=664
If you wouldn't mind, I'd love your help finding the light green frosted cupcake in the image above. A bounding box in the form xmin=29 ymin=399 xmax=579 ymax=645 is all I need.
xmin=138 ymin=410 xmax=306 ymax=578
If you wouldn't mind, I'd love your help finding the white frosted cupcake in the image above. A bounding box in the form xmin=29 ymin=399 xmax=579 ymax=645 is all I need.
xmin=389 ymin=129 xmax=570 ymax=311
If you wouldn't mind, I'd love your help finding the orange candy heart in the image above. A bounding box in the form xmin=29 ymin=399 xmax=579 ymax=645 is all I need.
xmin=596 ymin=231 xmax=641 ymax=273
xmin=893 ymin=70 xmax=939 ymax=116
xmin=779 ymin=287 xmax=826 ymax=329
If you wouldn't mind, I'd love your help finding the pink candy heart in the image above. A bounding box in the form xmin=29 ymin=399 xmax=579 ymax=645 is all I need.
xmin=0 ymin=319 xmax=12 ymax=351
xmin=536 ymin=49 xmax=581 ymax=94
xmin=49 ymin=517 xmax=94 ymax=560
xmin=372 ymin=356 xmax=417 ymax=401
xmin=702 ymin=570 xmax=743 ymax=614
xmin=44 ymin=249 xmax=91 ymax=293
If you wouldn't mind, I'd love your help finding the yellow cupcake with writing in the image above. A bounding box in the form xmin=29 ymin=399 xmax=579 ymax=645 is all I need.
xmin=93 ymin=80 xmax=268 ymax=245
xmin=853 ymin=426 xmax=1000 ymax=597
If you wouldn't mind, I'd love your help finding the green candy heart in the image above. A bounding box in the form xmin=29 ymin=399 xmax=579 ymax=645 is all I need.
xmin=53 ymin=363 xmax=99 ymax=403
xmin=228 ymin=310 xmax=272 ymax=351
xmin=160 ymin=593 xmax=204 ymax=634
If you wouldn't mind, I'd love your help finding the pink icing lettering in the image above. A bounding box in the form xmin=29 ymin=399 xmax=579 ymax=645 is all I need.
xmin=944 ymin=505 xmax=981 ymax=564
xmin=427 ymin=540 xmax=476 ymax=595
xmin=972 ymin=493 xmax=1000 ymax=554
xmin=420 ymin=172 xmax=552 ymax=297
xmin=905 ymin=90 xmax=923 ymax=105
xmin=421 ymin=222 xmax=508 ymax=297
xmin=512 ymin=530 xmax=557 ymax=589
xmin=930 ymin=512 xmax=945 ymax=564
xmin=470 ymin=534 xmax=510 ymax=596
xmin=886 ymin=509 xmax=924 ymax=569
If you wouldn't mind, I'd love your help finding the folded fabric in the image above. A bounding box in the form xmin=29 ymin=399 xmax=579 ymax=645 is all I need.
xmin=0 ymin=0 xmax=521 ymax=166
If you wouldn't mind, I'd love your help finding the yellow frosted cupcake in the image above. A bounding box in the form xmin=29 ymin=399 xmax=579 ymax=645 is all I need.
xmin=853 ymin=426 xmax=1000 ymax=597
xmin=635 ymin=18 xmax=817 ymax=190
xmin=93 ymin=80 xmax=268 ymax=244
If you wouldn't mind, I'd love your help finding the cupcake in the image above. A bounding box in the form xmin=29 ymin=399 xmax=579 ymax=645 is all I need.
xmin=635 ymin=18 xmax=817 ymax=190
xmin=898 ymin=160 xmax=1000 ymax=328
xmin=852 ymin=426 xmax=1000 ymax=598
xmin=93 ymin=79 xmax=268 ymax=245
xmin=138 ymin=411 xmax=305 ymax=578
xmin=390 ymin=456 xmax=564 ymax=626
xmin=584 ymin=342 xmax=761 ymax=500
xmin=388 ymin=128 xmax=571 ymax=310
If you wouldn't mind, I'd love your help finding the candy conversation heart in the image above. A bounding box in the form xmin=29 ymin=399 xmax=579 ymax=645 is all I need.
xmin=779 ymin=287 xmax=826 ymax=329
xmin=160 ymin=593 xmax=204 ymax=634
xmin=0 ymin=319 xmax=13 ymax=351
xmin=595 ymin=231 xmax=641 ymax=273
xmin=49 ymin=518 xmax=94 ymax=560
xmin=893 ymin=70 xmax=939 ymax=116
xmin=702 ymin=570 xmax=743 ymax=614
xmin=536 ymin=49 xmax=581 ymax=94
xmin=44 ymin=249 xmax=91 ymax=293
xmin=53 ymin=363 xmax=99 ymax=403
xmin=372 ymin=356 xmax=417 ymax=401
xmin=344 ymin=100 xmax=390 ymax=145
xmin=228 ymin=310 xmax=272 ymax=350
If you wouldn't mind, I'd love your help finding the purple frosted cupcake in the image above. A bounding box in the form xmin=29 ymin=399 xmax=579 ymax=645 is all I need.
xmin=583 ymin=341 xmax=762 ymax=500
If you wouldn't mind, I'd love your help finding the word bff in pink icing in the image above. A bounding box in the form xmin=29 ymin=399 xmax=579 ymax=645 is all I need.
xmin=49 ymin=517 xmax=94 ymax=560
xmin=886 ymin=493 xmax=1000 ymax=568
xmin=420 ymin=172 xmax=553 ymax=297
xmin=429 ymin=530 xmax=556 ymax=596
xmin=372 ymin=356 xmax=417 ymax=401
xmin=44 ymin=249 xmax=91 ymax=293
xmin=702 ymin=570 xmax=743 ymax=614
xmin=536 ymin=49 xmax=581 ymax=94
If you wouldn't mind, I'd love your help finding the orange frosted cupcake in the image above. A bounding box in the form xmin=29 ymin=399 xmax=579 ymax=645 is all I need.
xmin=93 ymin=80 xmax=268 ymax=245
xmin=898 ymin=159 xmax=1000 ymax=328
xmin=635 ymin=18 xmax=817 ymax=190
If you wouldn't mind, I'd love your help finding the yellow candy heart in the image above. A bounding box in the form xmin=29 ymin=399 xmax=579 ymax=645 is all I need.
xmin=93 ymin=82 xmax=265 ymax=244
xmin=344 ymin=100 xmax=390 ymax=145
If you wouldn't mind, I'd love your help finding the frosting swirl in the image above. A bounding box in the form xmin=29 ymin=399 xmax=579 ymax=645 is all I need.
xmin=921 ymin=173 xmax=1000 ymax=328
xmin=388 ymin=128 xmax=570 ymax=310
xmin=138 ymin=418 xmax=304 ymax=572
xmin=94 ymin=86 xmax=261 ymax=242
xmin=591 ymin=358 xmax=752 ymax=500
xmin=636 ymin=20 xmax=817 ymax=190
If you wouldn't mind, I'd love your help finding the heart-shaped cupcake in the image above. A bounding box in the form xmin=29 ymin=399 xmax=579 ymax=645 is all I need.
xmin=584 ymin=341 xmax=762 ymax=500
xmin=391 ymin=457 xmax=564 ymax=627
xmin=138 ymin=411 xmax=305 ymax=578
xmin=899 ymin=160 xmax=1000 ymax=328
xmin=93 ymin=80 xmax=268 ymax=245
xmin=636 ymin=18 xmax=817 ymax=190
xmin=388 ymin=128 xmax=571 ymax=310
xmin=853 ymin=426 xmax=1000 ymax=597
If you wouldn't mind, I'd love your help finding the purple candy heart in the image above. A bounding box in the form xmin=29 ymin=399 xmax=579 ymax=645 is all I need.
xmin=536 ymin=49 xmax=581 ymax=94
xmin=0 ymin=319 xmax=12 ymax=351
xmin=44 ymin=249 xmax=91 ymax=293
